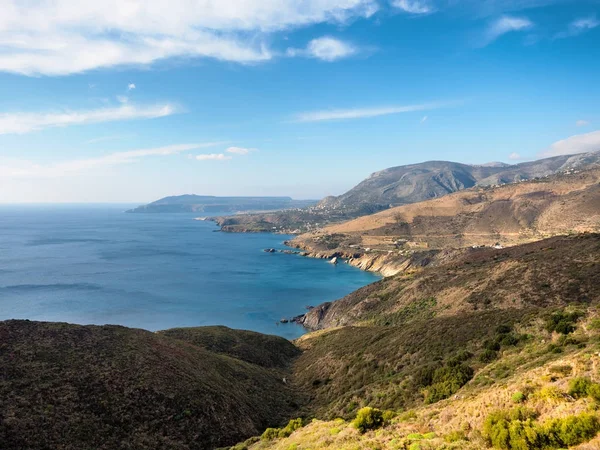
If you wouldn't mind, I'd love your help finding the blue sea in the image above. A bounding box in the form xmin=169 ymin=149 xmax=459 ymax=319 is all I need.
xmin=0 ymin=205 xmax=379 ymax=339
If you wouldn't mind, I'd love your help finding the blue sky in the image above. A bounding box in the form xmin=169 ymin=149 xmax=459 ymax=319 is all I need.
xmin=0 ymin=0 xmax=598 ymax=202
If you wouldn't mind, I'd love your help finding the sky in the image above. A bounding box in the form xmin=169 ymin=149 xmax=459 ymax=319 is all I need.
xmin=0 ymin=0 xmax=599 ymax=203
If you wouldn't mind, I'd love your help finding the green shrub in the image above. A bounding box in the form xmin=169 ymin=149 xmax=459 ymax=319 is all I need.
xmin=501 ymin=334 xmax=520 ymax=346
xmin=261 ymin=427 xmax=280 ymax=440
xmin=484 ymin=339 xmax=501 ymax=351
xmin=496 ymin=324 xmax=513 ymax=334
xmin=278 ymin=418 xmax=304 ymax=438
xmin=352 ymin=407 xmax=384 ymax=433
xmin=480 ymin=349 xmax=498 ymax=363
xmin=423 ymin=363 xmax=474 ymax=404
xmin=484 ymin=408 xmax=539 ymax=449
xmin=543 ymin=413 xmax=600 ymax=447
xmin=545 ymin=311 xmax=582 ymax=335
xmin=484 ymin=409 xmax=600 ymax=449
xmin=445 ymin=430 xmax=467 ymax=443
xmin=589 ymin=318 xmax=600 ymax=330
xmin=407 ymin=433 xmax=424 ymax=440
xmin=588 ymin=383 xmax=600 ymax=402
xmin=512 ymin=392 xmax=526 ymax=404
xmin=568 ymin=377 xmax=592 ymax=398
xmin=382 ymin=410 xmax=396 ymax=423
xmin=507 ymin=419 xmax=540 ymax=450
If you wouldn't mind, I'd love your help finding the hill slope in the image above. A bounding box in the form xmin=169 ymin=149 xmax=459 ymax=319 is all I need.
xmin=290 ymin=168 xmax=600 ymax=263
xmin=320 ymin=151 xmax=600 ymax=210
xmin=0 ymin=323 xmax=303 ymax=450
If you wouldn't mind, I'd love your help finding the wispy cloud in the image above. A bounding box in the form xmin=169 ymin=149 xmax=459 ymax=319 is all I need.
xmin=555 ymin=16 xmax=599 ymax=39
xmin=0 ymin=103 xmax=177 ymax=135
xmin=287 ymin=37 xmax=357 ymax=62
xmin=391 ymin=0 xmax=435 ymax=14
xmin=576 ymin=120 xmax=590 ymax=127
xmin=540 ymin=130 xmax=600 ymax=157
xmin=420 ymin=115 xmax=428 ymax=123
xmin=226 ymin=146 xmax=256 ymax=155
xmin=127 ymin=83 xmax=136 ymax=91
xmin=482 ymin=15 xmax=533 ymax=46
xmin=0 ymin=1 xmax=378 ymax=76
xmin=195 ymin=153 xmax=232 ymax=161
xmin=294 ymin=101 xmax=456 ymax=122
xmin=85 ymin=134 xmax=135 ymax=145
xmin=0 ymin=143 xmax=220 ymax=178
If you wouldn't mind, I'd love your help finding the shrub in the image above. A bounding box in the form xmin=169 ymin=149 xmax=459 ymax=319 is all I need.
xmin=512 ymin=392 xmax=526 ymax=404
xmin=508 ymin=419 xmax=540 ymax=450
xmin=261 ymin=427 xmax=280 ymax=441
xmin=548 ymin=364 xmax=572 ymax=377
xmin=536 ymin=386 xmax=564 ymax=402
xmin=496 ymin=324 xmax=513 ymax=334
xmin=501 ymin=334 xmax=520 ymax=346
xmin=545 ymin=311 xmax=582 ymax=335
xmin=543 ymin=413 xmax=600 ymax=447
xmin=407 ymin=433 xmax=424 ymax=440
xmin=568 ymin=377 xmax=592 ymax=398
xmin=484 ymin=409 xmax=600 ymax=450
xmin=278 ymin=418 xmax=304 ymax=438
xmin=423 ymin=364 xmax=474 ymax=404
xmin=588 ymin=383 xmax=600 ymax=402
xmin=414 ymin=365 xmax=438 ymax=387
xmin=589 ymin=318 xmax=600 ymax=330
xmin=445 ymin=430 xmax=467 ymax=443
xmin=480 ymin=349 xmax=498 ymax=363
xmin=484 ymin=408 xmax=539 ymax=449
xmin=352 ymin=407 xmax=384 ymax=433
xmin=484 ymin=339 xmax=501 ymax=351
xmin=382 ymin=410 xmax=396 ymax=423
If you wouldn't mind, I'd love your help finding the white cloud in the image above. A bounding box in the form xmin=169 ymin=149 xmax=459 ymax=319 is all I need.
xmin=116 ymin=95 xmax=129 ymax=104
xmin=576 ymin=120 xmax=590 ymax=127
xmin=555 ymin=16 xmax=599 ymax=39
xmin=0 ymin=1 xmax=378 ymax=76
xmin=294 ymin=101 xmax=454 ymax=122
xmin=392 ymin=0 xmax=434 ymax=14
xmin=287 ymin=37 xmax=356 ymax=61
xmin=226 ymin=146 xmax=255 ymax=155
xmin=127 ymin=83 xmax=136 ymax=91
xmin=195 ymin=153 xmax=232 ymax=161
xmin=420 ymin=115 xmax=428 ymax=123
xmin=0 ymin=103 xmax=177 ymax=135
xmin=0 ymin=143 xmax=219 ymax=178
xmin=483 ymin=15 xmax=533 ymax=45
xmin=508 ymin=152 xmax=522 ymax=160
xmin=540 ymin=130 xmax=600 ymax=157
xmin=85 ymin=134 xmax=133 ymax=145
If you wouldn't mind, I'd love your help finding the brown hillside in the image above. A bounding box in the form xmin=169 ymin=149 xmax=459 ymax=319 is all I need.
xmin=294 ymin=169 xmax=600 ymax=252
xmin=299 ymin=233 xmax=600 ymax=331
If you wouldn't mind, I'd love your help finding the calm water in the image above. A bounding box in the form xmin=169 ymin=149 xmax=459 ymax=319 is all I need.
xmin=0 ymin=205 xmax=379 ymax=339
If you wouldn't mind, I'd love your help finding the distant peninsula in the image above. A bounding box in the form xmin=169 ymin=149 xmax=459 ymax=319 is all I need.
xmin=127 ymin=195 xmax=317 ymax=214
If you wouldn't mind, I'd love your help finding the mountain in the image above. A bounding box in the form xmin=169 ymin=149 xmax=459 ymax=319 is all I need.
xmin=127 ymin=195 xmax=316 ymax=214
xmin=289 ymin=168 xmax=600 ymax=265
xmin=319 ymin=151 xmax=600 ymax=210
xmin=0 ymin=323 xmax=302 ymax=450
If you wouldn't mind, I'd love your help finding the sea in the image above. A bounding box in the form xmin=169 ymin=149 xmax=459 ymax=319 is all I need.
xmin=0 ymin=204 xmax=379 ymax=339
